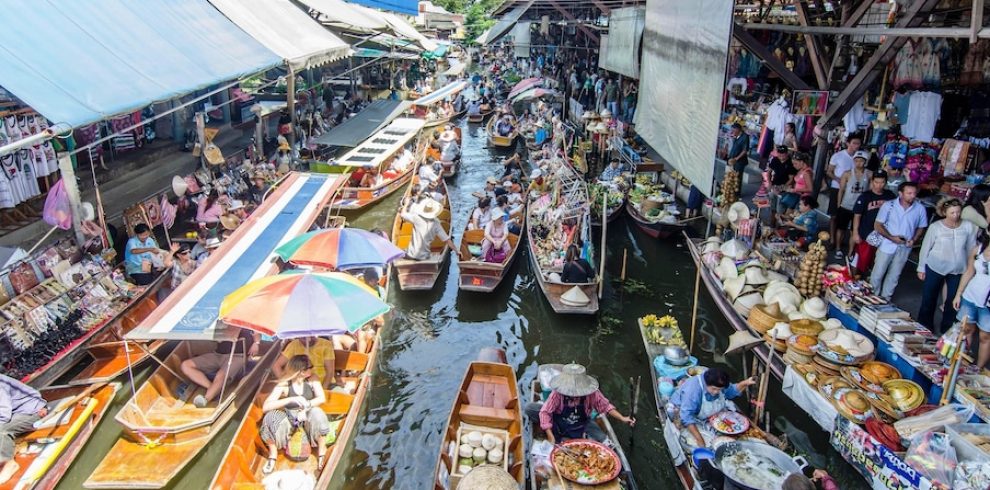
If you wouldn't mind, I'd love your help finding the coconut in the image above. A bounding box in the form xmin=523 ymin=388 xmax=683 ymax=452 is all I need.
xmin=458 ymin=464 xmax=473 ymax=474
xmin=459 ymin=444 xmax=474 ymax=458
xmin=482 ymin=434 xmax=498 ymax=451
xmin=488 ymin=448 xmax=504 ymax=464
xmin=472 ymin=447 xmax=487 ymax=463
xmin=460 ymin=434 xmax=471 ymax=445
xmin=467 ymin=431 xmax=484 ymax=448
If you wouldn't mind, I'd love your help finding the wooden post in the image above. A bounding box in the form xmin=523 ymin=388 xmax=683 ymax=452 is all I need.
xmin=688 ymin=261 xmax=702 ymax=352
xmin=287 ymin=66 xmax=297 ymax=152
xmin=598 ymin=192 xmax=607 ymax=299
xmin=620 ymin=248 xmax=628 ymax=281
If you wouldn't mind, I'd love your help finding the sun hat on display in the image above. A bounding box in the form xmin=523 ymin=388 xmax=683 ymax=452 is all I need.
xmin=172 ymin=175 xmax=189 ymax=197
xmin=800 ymin=297 xmax=828 ymax=320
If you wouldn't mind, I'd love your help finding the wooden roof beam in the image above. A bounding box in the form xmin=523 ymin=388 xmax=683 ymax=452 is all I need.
xmin=732 ymin=23 xmax=812 ymax=90
xmin=547 ymin=0 xmax=600 ymax=42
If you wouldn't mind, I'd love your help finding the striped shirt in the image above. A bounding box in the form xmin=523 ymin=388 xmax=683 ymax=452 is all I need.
xmin=538 ymin=390 xmax=615 ymax=431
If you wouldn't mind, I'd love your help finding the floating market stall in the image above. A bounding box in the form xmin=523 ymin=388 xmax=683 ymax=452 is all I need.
xmin=589 ymin=182 xmax=625 ymax=227
xmin=626 ymin=174 xmax=686 ymax=239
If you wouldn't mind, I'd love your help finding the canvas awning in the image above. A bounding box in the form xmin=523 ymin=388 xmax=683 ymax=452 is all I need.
xmin=333 ymin=118 xmax=425 ymax=168
xmin=348 ymin=0 xmax=419 ymax=16
xmin=300 ymin=0 xmax=389 ymax=32
xmin=378 ymin=11 xmax=440 ymax=51
xmin=412 ymin=81 xmax=467 ymax=106
xmin=313 ymin=99 xmax=409 ymax=147
xmin=482 ymin=0 xmax=536 ymax=46
xmin=443 ymin=61 xmax=467 ymax=77
xmin=208 ymin=0 xmax=351 ymax=70
xmin=474 ymin=27 xmax=493 ymax=44
xmin=127 ymin=173 xmax=343 ymax=341
xmin=0 ymin=0 xmax=281 ymax=128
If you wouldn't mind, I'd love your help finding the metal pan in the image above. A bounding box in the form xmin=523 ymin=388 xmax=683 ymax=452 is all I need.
xmin=712 ymin=440 xmax=808 ymax=490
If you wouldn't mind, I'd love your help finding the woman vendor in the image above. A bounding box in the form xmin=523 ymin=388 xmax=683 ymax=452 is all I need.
xmin=525 ymin=363 xmax=635 ymax=443
xmin=666 ymin=368 xmax=755 ymax=450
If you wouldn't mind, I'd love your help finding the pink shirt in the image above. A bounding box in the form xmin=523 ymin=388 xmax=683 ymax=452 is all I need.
xmin=196 ymin=200 xmax=223 ymax=223
xmin=538 ymin=390 xmax=616 ymax=431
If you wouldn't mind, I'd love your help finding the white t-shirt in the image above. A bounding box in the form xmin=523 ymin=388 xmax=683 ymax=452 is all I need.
xmin=903 ymin=91 xmax=942 ymax=143
xmin=829 ymin=150 xmax=856 ymax=189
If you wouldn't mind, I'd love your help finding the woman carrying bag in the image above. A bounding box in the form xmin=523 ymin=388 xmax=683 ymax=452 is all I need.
xmin=953 ymin=231 xmax=990 ymax=371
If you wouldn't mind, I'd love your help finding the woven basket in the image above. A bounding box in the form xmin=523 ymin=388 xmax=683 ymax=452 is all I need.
xmin=762 ymin=332 xmax=787 ymax=352
xmin=790 ymin=319 xmax=824 ymax=337
xmin=640 ymin=198 xmax=661 ymax=214
xmin=748 ymin=302 xmax=787 ymax=334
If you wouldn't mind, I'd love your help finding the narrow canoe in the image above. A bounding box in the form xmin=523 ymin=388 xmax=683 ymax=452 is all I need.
xmin=332 ymin=166 xmax=416 ymax=211
xmin=433 ymin=358 xmax=524 ymax=490
xmin=625 ymin=200 xmax=687 ymax=239
xmin=0 ymin=383 xmax=119 ymax=490
xmin=457 ymin=202 xmax=525 ymax=292
xmin=424 ymin=109 xmax=466 ymax=129
xmin=392 ymin=176 xmax=452 ymax=291
xmin=526 ymin=199 xmax=599 ymax=314
xmin=84 ymin=341 xmax=279 ymax=489
xmin=487 ymin=116 xmax=518 ymax=148
xmin=591 ymin=200 xmax=625 ymax=228
xmin=467 ymin=109 xmax=494 ymax=123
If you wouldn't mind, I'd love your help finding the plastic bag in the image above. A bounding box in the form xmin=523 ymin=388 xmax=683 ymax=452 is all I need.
xmin=955 ymin=461 xmax=990 ymax=490
xmin=905 ymin=430 xmax=957 ymax=487
xmin=895 ymin=403 xmax=974 ymax=441
xmin=937 ymin=325 xmax=968 ymax=360
xmin=42 ymin=179 xmax=72 ymax=230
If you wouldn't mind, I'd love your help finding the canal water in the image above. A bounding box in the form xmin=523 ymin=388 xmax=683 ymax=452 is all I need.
xmin=54 ymin=116 xmax=867 ymax=489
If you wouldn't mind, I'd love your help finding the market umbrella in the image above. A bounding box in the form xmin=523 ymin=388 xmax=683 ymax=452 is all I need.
xmin=508 ymin=78 xmax=543 ymax=99
xmin=511 ymin=88 xmax=560 ymax=102
xmin=274 ymin=228 xmax=404 ymax=270
xmin=219 ymin=272 xmax=390 ymax=338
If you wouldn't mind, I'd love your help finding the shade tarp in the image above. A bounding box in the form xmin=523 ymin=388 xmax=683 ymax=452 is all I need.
xmin=474 ymin=27 xmax=493 ymax=45
xmin=482 ymin=0 xmax=536 ymax=46
xmin=208 ymin=0 xmax=351 ymax=70
xmin=335 ymin=117 xmax=425 ymax=168
xmin=349 ymin=0 xmax=418 ymax=16
xmin=412 ymin=81 xmax=467 ymax=106
xmin=600 ymin=7 xmax=646 ymax=78
xmin=0 ymin=0 xmax=281 ymax=128
xmin=512 ymin=22 xmax=531 ymax=58
xmin=126 ymin=173 xmax=343 ymax=341
xmin=313 ymin=99 xmax=408 ymax=147
xmin=300 ymin=0 xmax=389 ymax=31
xmin=378 ymin=11 xmax=439 ymax=51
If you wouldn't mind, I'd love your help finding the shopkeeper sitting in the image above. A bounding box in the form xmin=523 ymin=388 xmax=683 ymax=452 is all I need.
xmin=667 ymin=368 xmax=755 ymax=449
xmin=525 ymin=363 xmax=635 ymax=443
xmin=779 ymin=195 xmax=820 ymax=245
xmin=125 ymin=223 xmax=166 ymax=286
xmin=600 ymin=159 xmax=625 ymax=182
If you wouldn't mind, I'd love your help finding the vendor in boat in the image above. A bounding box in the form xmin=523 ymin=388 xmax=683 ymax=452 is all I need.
xmin=180 ymin=327 xmax=262 ymax=408
xmin=666 ymin=368 xmax=756 ymax=450
xmin=525 ymin=363 xmax=635 ymax=444
xmin=0 ymin=374 xmax=48 ymax=484
xmin=527 ymin=169 xmax=550 ymax=197
xmin=273 ymin=336 xmax=336 ymax=390
xmin=125 ymin=223 xmax=167 ymax=286
xmin=440 ymin=131 xmax=459 ymax=163
xmin=400 ymin=198 xmax=461 ymax=261
xmin=260 ymin=355 xmax=331 ymax=474
xmin=468 ymin=197 xmax=492 ymax=231
xmin=482 ymin=210 xmax=512 ymax=263
xmin=560 ymin=244 xmax=594 ymax=283
xmin=599 ymin=159 xmax=626 ymax=182
xmin=418 ymin=158 xmax=443 ymax=186
xmin=249 ymin=173 xmax=270 ymax=205
xmin=779 ymin=195 xmax=820 ymax=245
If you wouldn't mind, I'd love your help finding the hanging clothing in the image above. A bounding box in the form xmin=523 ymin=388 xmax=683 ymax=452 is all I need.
xmin=764 ymin=98 xmax=794 ymax=146
xmin=903 ymin=91 xmax=942 ymax=142
xmin=843 ymin=99 xmax=870 ymax=136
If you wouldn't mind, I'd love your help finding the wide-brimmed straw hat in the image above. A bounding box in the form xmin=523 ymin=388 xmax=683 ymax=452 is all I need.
xmin=220 ymin=214 xmax=241 ymax=231
xmin=727 ymin=201 xmax=751 ymax=226
xmin=459 ymin=465 xmax=518 ymax=490
xmin=720 ymin=239 xmax=750 ymax=260
xmin=172 ymin=175 xmax=189 ymax=197
xmin=548 ymin=363 xmax=599 ymax=397
xmin=800 ymin=297 xmax=828 ymax=319
xmin=725 ymin=330 xmax=763 ymax=356
xmin=561 ymin=286 xmax=591 ymax=306
xmin=416 ymin=198 xmax=444 ymax=220
xmin=716 ymin=257 xmax=738 ymax=280
xmin=486 ymin=176 xmax=498 ymax=185
xmin=80 ymin=202 xmax=96 ymax=221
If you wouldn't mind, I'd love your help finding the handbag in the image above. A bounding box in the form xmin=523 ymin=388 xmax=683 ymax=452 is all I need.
xmin=866 ymin=231 xmax=884 ymax=247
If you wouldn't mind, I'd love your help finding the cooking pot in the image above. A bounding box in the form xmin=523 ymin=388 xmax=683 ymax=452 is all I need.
xmin=712 ymin=441 xmax=808 ymax=490
xmin=663 ymin=346 xmax=690 ymax=366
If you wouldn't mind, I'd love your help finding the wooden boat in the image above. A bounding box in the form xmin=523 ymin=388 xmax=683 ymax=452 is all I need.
xmin=86 ymin=173 xmax=344 ymax=489
xmin=467 ymin=108 xmax=494 ymax=123
xmin=685 ymin=234 xmax=786 ymax=379
xmin=527 ymin=369 xmax=637 ymax=490
xmin=625 ymin=200 xmax=687 ymax=239
xmin=591 ymin=202 xmax=623 ymax=227
xmin=433 ymin=353 xmax=524 ymax=490
xmin=456 ymin=200 xmax=525 ymax=292
xmin=487 ymin=116 xmax=518 ymax=148
xmin=328 ymin=118 xmax=426 ymax=211
xmin=23 ymin=275 xmax=166 ymax=389
xmin=424 ymin=109 xmax=466 ymax=129
xmin=0 ymin=383 xmax=119 ymax=490
xmin=392 ymin=176 xmax=452 ymax=291
xmin=590 ymin=183 xmax=625 ymax=228
xmin=441 ymin=127 xmax=463 ymax=178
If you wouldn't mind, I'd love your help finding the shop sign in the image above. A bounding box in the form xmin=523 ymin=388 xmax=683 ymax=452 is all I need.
xmin=830 ymin=417 xmax=937 ymax=490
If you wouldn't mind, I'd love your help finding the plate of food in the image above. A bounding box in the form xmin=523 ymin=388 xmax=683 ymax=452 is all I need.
xmin=551 ymin=439 xmax=621 ymax=485
xmin=709 ymin=410 xmax=750 ymax=435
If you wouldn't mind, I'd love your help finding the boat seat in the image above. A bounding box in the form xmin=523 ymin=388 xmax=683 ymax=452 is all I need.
xmin=463 ymin=229 xmax=484 ymax=246
xmin=214 ymin=446 xmax=262 ymax=489
xmin=334 ymin=350 xmax=368 ymax=374
xmin=458 ymin=404 xmax=516 ymax=425
xmin=321 ymin=391 xmax=354 ymax=416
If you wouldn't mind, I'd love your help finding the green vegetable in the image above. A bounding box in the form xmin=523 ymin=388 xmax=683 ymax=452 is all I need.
xmin=459 ymin=458 xmax=474 ymax=468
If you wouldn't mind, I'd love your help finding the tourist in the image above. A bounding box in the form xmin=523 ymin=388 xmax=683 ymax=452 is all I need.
xmin=870 ymin=181 xmax=927 ymax=300
xmin=468 ymin=197 xmax=492 ymax=231
xmin=0 ymin=374 xmax=47 ymax=484
xmin=781 ymin=122 xmax=799 ymax=152
xmin=260 ymin=356 xmax=330 ymax=474
xmin=954 ymin=233 xmax=990 ymax=370
xmin=827 ymin=134 xmax=862 ymax=249
xmin=273 ymin=337 xmax=336 ymax=389
xmin=125 ymin=223 xmax=165 ymax=286
xmin=249 ymin=173 xmax=269 ymax=204
xmin=766 ymin=146 xmax=795 ymax=226
xmin=440 ymin=133 xmax=459 ymax=163
xmin=725 ymin=123 xmax=750 ymax=187
xmin=418 ymin=158 xmax=442 ymax=185
xmin=779 ymin=195 xmax=820 ymax=245
xmin=348 ymin=164 xmax=371 ymax=187
xmin=605 ymin=78 xmax=618 ymax=117
xmin=917 ymin=198 xmax=977 ymax=334
xmin=561 ymin=244 xmax=594 ymax=283
xmin=666 ymin=368 xmax=756 ymax=449
xmin=179 ymin=328 xmax=261 ymax=408
xmin=501 ymin=154 xmax=523 ymax=183
xmin=622 ymin=80 xmax=637 ymax=121
xmin=164 ymin=242 xmax=198 ymax=292
xmin=851 ymin=173 xmax=896 ymax=274
xmin=963 ymin=183 xmax=990 ymax=229
xmin=482 ymin=211 xmax=511 ymax=263
xmin=835 ymin=151 xmax=872 ymax=257
xmin=196 ymin=189 xmax=224 ymax=225
xmin=467 ymin=99 xmax=481 ymax=116
xmin=496 ymin=115 xmax=514 ymax=136
xmin=190 ymin=230 xmax=211 ymax=264
xmin=525 ymin=363 xmax=635 ymax=444
xmin=399 ymin=198 xmax=459 ymax=261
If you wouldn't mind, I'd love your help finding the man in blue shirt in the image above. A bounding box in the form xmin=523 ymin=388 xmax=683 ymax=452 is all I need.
xmin=870 ymin=181 xmax=928 ymax=299
xmin=125 ymin=223 xmax=163 ymax=286
xmin=668 ymin=368 xmax=755 ymax=449
xmin=0 ymin=374 xmax=47 ymax=484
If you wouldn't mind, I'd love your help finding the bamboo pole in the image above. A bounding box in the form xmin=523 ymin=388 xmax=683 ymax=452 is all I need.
xmin=598 ymin=192 xmax=607 ymax=299
xmin=620 ymin=248 xmax=628 ymax=281
xmin=688 ymin=261 xmax=702 ymax=352
xmin=941 ymin=315 xmax=969 ymax=405
xmin=756 ymin=346 xmax=777 ymax=422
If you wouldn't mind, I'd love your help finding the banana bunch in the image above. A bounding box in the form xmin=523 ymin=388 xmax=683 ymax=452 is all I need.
xmin=642 ymin=315 xmax=685 ymax=346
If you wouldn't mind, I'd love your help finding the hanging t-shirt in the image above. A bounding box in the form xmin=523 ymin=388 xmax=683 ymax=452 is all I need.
xmin=902 ymin=91 xmax=942 ymax=142
xmin=764 ymin=98 xmax=794 ymax=146
xmin=843 ymin=99 xmax=870 ymax=136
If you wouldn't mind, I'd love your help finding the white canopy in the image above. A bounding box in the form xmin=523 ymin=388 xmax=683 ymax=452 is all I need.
xmin=300 ymin=0 xmax=389 ymax=32
xmin=209 ymin=0 xmax=351 ymax=70
xmin=377 ymin=10 xmax=439 ymax=51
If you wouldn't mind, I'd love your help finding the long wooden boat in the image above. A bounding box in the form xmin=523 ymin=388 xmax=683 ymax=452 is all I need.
xmin=434 ymin=355 xmax=524 ymax=490
xmin=392 ymin=176 xmax=452 ymax=291
xmin=22 ymin=274 xmax=166 ymax=389
xmin=467 ymin=108 xmax=494 ymax=123
xmin=527 ymin=372 xmax=637 ymax=490
xmin=487 ymin=116 xmax=518 ymax=148
xmin=684 ymin=234 xmax=786 ymax=379
xmin=625 ymin=200 xmax=687 ymax=239
xmin=424 ymin=109 xmax=466 ymax=129
xmin=441 ymin=127 xmax=463 ymax=178
xmin=0 ymin=383 xmax=119 ymax=490
xmin=85 ymin=173 xmax=345 ymax=489
xmin=329 ymin=118 xmax=426 ymax=211
xmin=457 ymin=201 xmax=525 ymax=293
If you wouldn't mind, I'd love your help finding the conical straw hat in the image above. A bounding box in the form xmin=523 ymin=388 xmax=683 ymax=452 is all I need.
xmin=459 ymin=465 xmax=518 ymax=490
xmin=548 ymin=363 xmax=599 ymax=397
xmin=561 ymin=286 xmax=591 ymax=306
xmin=725 ymin=330 xmax=763 ymax=356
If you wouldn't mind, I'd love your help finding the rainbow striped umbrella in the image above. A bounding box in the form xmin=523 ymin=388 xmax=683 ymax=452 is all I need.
xmin=274 ymin=228 xmax=404 ymax=270
xmin=219 ymin=272 xmax=389 ymax=338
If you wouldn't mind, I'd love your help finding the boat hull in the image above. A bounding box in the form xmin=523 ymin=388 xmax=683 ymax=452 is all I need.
xmin=625 ymin=201 xmax=686 ymax=239
xmin=467 ymin=110 xmax=493 ymax=123
xmin=392 ymin=176 xmax=452 ymax=292
xmin=591 ymin=202 xmax=624 ymax=228
xmin=333 ymin=167 xmax=414 ymax=211
xmin=487 ymin=117 xmax=518 ymax=148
